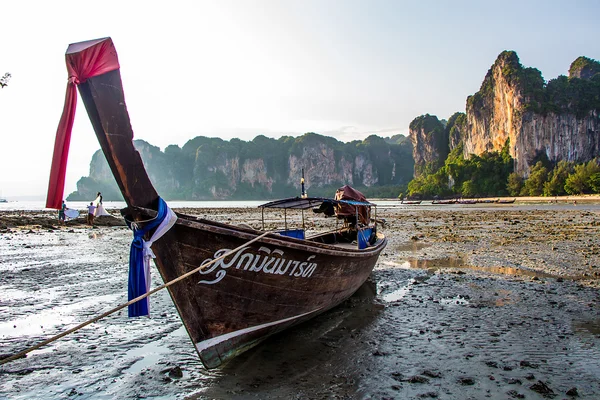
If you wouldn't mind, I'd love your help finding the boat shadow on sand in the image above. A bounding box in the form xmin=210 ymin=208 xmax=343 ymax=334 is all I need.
xmin=195 ymin=280 xmax=383 ymax=398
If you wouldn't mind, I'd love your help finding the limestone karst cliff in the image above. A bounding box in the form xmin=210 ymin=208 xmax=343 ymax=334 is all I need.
xmin=68 ymin=133 xmax=413 ymax=201
xmin=410 ymin=51 xmax=600 ymax=177
xmin=409 ymin=114 xmax=448 ymax=177
xmin=465 ymin=51 xmax=600 ymax=176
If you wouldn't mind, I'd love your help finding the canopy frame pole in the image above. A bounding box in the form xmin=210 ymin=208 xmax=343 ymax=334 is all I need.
xmin=374 ymin=206 xmax=377 ymax=228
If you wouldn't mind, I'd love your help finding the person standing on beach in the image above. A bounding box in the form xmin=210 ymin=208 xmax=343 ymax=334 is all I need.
xmin=87 ymin=202 xmax=96 ymax=226
xmin=93 ymin=192 xmax=110 ymax=217
xmin=58 ymin=200 xmax=67 ymax=225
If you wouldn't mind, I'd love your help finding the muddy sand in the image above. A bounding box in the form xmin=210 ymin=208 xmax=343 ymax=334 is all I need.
xmin=1 ymin=204 xmax=600 ymax=399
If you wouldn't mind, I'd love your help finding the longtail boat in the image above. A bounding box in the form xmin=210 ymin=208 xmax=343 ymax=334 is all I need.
xmin=432 ymin=199 xmax=457 ymax=205
xmin=496 ymin=198 xmax=516 ymax=204
xmin=400 ymin=200 xmax=422 ymax=205
xmin=46 ymin=38 xmax=387 ymax=369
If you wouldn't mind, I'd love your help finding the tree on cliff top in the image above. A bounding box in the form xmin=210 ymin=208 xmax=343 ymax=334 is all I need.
xmin=467 ymin=50 xmax=545 ymax=113
xmin=569 ymin=56 xmax=600 ymax=80
xmin=469 ymin=51 xmax=600 ymax=117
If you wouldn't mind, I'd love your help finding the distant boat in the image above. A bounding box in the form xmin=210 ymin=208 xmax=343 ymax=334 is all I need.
xmin=496 ymin=198 xmax=516 ymax=204
xmin=432 ymin=199 xmax=456 ymax=205
xmin=476 ymin=199 xmax=495 ymax=204
xmin=0 ymin=198 xmax=7 ymax=203
xmin=456 ymin=199 xmax=477 ymax=204
xmin=401 ymin=200 xmax=422 ymax=205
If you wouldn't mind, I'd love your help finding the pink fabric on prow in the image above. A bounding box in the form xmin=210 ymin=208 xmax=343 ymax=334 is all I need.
xmin=46 ymin=37 xmax=120 ymax=209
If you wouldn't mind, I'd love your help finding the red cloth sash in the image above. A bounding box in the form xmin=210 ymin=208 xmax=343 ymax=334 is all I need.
xmin=46 ymin=37 xmax=120 ymax=209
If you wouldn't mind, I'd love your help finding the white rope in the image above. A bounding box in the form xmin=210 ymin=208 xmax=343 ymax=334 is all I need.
xmin=0 ymin=229 xmax=273 ymax=366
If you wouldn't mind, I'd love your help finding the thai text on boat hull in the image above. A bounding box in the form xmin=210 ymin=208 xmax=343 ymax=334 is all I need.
xmin=198 ymin=246 xmax=318 ymax=285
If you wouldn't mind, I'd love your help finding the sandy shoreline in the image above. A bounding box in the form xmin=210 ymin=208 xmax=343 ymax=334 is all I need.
xmin=1 ymin=204 xmax=600 ymax=398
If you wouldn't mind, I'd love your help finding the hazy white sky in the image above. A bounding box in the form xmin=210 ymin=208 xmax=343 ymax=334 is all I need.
xmin=0 ymin=0 xmax=598 ymax=198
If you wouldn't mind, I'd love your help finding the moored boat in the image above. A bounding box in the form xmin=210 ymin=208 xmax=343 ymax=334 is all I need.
xmin=496 ymin=198 xmax=516 ymax=204
xmin=46 ymin=37 xmax=387 ymax=369
xmin=432 ymin=199 xmax=456 ymax=205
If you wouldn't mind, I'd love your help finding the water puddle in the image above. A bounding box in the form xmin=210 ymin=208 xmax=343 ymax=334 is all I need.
xmin=573 ymin=319 xmax=600 ymax=336
xmin=406 ymin=257 xmax=465 ymax=270
xmin=380 ymin=282 xmax=411 ymax=302
xmin=396 ymin=242 xmax=431 ymax=252
xmin=402 ymin=257 xmax=560 ymax=280
xmin=0 ymin=293 xmax=120 ymax=336
xmin=125 ymin=325 xmax=188 ymax=374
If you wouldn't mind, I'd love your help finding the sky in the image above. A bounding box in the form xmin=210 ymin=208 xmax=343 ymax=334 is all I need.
xmin=0 ymin=0 xmax=599 ymax=199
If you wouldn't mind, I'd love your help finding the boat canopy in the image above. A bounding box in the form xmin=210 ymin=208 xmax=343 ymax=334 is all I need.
xmin=259 ymin=196 xmax=375 ymax=210
xmin=334 ymin=185 xmax=371 ymax=225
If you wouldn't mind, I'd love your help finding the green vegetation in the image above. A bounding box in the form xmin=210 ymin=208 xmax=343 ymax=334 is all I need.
xmin=542 ymin=160 xmax=572 ymax=196
xmin=406 ymin=147 xmax=600 ymax=199
xmin=384 ymin=134 xmax=409 ymax=145
xmin=521 ymin=161 xmax=548 ymax=196
xmin=542 ymin=74 xmax=600 ymax=118
xmin=569 ymin=56 xmax=600 ymax=80
xmin=564 ymin=160 xmax=600 ymax=194
xmin=406 ymin=141 xmax=513 ymax=199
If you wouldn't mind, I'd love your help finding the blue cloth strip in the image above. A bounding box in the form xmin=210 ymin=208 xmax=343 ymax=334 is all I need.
xmin=358 ymin=228 xmax=373 ymax=249
xmin=128 ymin=198 xmax=168 ymax=317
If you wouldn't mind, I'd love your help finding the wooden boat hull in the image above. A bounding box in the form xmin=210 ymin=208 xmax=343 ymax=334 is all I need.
xmin=58 ymin=38 xmax=387 ymax=369
xmin=147 ymin=214 xmax=386 ymax=368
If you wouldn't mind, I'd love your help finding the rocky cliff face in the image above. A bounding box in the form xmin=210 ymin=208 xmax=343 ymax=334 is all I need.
xmin=409 ymin=114 xmax=448 ymax=176
xmin=288 ymin=143 xmax=349 ymax=188
xmin=517 ymin=111 xmax=600 ymax=171
xmin=241 ymin=159 xmax=273 ymax=191
xmin=464 ymin=51 xmax=600 ymax=176
xmin=410 ymin=51 xmax=600 ymax=178
xmin=287 ymin=144 xmax=378 ymax=190
xmin=464 ymin=52 xmax=523 ymax=158
xmin=70 ymin=133 xmax=414 ymax=201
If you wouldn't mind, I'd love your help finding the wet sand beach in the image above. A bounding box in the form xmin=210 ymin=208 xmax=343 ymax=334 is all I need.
xmin=1 ymin=202 xmax=600 ymax=399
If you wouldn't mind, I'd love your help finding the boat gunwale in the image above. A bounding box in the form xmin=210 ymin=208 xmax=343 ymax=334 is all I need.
xmin=123 ymin=206 xmax=387 ymax=257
